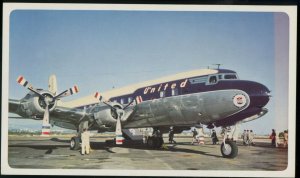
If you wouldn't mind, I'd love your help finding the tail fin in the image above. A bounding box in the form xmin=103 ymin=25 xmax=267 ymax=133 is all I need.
xmin=48 ymin=74 xmax=57 ymax=95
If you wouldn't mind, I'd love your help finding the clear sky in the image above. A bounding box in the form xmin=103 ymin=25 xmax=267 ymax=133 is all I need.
xmin=8 ymin=10 xmax=289 ymax=135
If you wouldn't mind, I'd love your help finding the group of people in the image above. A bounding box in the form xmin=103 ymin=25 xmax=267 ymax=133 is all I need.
xmin=270 ymin=129 xmax=288 ymax=148
xmin=242 ymin=129 xmax=255 ymax=146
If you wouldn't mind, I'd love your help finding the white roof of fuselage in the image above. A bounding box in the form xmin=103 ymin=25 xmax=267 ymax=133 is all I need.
xmin=60 ymin=68 xmax=218 ymax=108
xmin=102 ymin=68 xmax=218 ymax=99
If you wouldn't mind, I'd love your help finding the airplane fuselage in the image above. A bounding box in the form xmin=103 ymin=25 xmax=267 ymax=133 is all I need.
xmin=10 ymin=68 xmax=270 ymax=131
xmin=109 ymin=69 xmax=270 ymax=129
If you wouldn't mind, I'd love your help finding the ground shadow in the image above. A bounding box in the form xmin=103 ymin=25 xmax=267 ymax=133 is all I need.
xmin=92 ymin=139 xmax=223 ymax=158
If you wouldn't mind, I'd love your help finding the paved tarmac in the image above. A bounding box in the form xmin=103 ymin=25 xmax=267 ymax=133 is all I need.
xmin=7 ymin=135 xmax=288 ymax=170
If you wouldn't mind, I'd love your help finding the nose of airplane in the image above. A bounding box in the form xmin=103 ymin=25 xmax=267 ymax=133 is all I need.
xmin=244 ymin=81 xmax=271 ymax=108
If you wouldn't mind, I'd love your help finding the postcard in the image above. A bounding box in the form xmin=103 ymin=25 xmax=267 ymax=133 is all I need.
xmin=1 ymin=3 xmax=296 ymax=177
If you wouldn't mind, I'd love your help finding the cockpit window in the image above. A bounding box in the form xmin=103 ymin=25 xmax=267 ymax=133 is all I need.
xmin=224 ymin=74 xmax=237 ymax=79
xmin=209 ymin=76 xmax=217 ymax=84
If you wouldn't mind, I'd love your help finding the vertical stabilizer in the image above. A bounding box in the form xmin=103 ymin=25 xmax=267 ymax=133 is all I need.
xmin=48 ymin=74 xmax=57 ymax=95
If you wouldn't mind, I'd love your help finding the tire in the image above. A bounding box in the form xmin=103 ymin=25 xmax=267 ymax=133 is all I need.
xmin=70 ymin=137 xmax=81 ymax=150
xmin=147 ymin=136 xmax=154 ymax=149
xmin=156 ymin=137 xmax=163 ymax=148
xmin=220 ymin=141 xmax=238 ymax=158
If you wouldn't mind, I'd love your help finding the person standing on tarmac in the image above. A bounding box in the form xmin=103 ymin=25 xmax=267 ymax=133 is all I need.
xmin=168 ymin=128 xmax=176 ymax=144
xmin=283 ymin=130 xmax=288 ymax=148
xmin=211 ymin=129 xmax=219 ymax=145
xmin=81 ymin=128 xmax=90 ymax=155
xmin=270 ymin=129 xmax=276 ymax=147
xmin=248 ymin=130 xmax=255 ymax=146
xmin=191 ymin=128 xmax=198 ymax=144
xmin=242 ymin=130 xmax=247 ymax=145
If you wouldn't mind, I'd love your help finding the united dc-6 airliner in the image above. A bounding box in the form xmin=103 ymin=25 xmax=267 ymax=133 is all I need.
xmin=9 ymin=68 xmax=270 ymax=158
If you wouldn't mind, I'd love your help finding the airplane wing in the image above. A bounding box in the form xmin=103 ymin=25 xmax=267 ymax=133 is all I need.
xmin=8 ymin=98 xmax=86 ymax=130
xmin=9 ymin=99 xmax=20 ymax=113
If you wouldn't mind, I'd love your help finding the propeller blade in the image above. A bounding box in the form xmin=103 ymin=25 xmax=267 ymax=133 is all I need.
xmin=94 ymin=92 xmax=103 ymax=101
xmin=41 ymin=103 xmax=51 ymax=137
xmin=115 ymin=117 xmax=124 ymax=145
xmin=16 ymin=75 xmax=44 ymax=98
xmin=48 ymin=74 xmax=58 ymax=95
xmin=123 ymin=99 xmax=135 ymax=110
xmin=54 ymin=85 xmax=79 ymax=99
xmin=52 ymin=89 xmax=68 ymax=100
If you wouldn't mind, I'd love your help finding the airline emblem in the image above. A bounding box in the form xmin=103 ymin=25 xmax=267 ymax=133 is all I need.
xmin=233 ymin=94 xmax=246 ymax=107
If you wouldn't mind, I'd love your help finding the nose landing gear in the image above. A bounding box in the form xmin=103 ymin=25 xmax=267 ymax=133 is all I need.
xmin=220 ymin=127 xmax=238 ymax=158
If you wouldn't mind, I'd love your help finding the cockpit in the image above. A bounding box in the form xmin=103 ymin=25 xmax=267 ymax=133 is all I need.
xmin=208 ymin=73 xmax=238 ymax=84
xmin=188 ymin=73 xmax=239 ymax=86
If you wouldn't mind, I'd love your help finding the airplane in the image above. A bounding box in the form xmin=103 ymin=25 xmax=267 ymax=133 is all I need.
xmin=8 ymin=67 xmax=271 ymax=158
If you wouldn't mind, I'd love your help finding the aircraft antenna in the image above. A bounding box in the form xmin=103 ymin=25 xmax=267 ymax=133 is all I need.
xmin=212 ymin=64 xmax=221 ymax=69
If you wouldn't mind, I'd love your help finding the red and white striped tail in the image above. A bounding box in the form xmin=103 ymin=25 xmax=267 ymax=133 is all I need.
xmin=135 ymin=96 xmax=143 ymax=104
xmin=41 ymin=124 xmax=51 ymax=137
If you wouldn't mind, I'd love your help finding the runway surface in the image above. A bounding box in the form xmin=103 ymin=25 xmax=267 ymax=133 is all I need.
xmin=7 ymin=135 xmax=288 ymax=170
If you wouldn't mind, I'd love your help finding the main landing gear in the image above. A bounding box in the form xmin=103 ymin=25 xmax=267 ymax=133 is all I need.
xmin=70 ymin=121 xmax=88 ymax=150
xmin=145 ymin=128 xmax=164 ymax=149
xmin=70 ymin=136 xmax=81 ymax=150
xmin=146 ymin=136 xmax=164 ymax=149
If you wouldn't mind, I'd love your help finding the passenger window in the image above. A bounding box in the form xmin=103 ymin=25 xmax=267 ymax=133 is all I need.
xmin=160 ymin=91 xmax=165 ymax=98
xmin=128 ymin=97 xmax=132 ymax=103
xmin=171 ymin=88 xmax=178 ymax=96
xmin=120 ymin=98 xmax=124 ymax=104
xmin=218 ymin=75 xmax=223 ymax=79
xmin=209 ymin=76 xmax=217 ymax=84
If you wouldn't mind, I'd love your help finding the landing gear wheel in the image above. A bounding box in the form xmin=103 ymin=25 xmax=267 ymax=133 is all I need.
xmin=155 ymin=137 xmax=163 ymax=149
xmin=220 ymin=141 xmax=238 ymax=158
xmin=70 ymin=137 xmax=81 ymax=150
xmin=147 ymin=137 xmax=163 ymax=149
xmin=147 ymin=136 xmax=155 ymax=148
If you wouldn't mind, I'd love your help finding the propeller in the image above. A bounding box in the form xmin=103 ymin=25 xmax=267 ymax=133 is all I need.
xmin=16 ymin=75 xmax=79 ymax=136
xmin=94 ymin=92 xmax=124 ymax=145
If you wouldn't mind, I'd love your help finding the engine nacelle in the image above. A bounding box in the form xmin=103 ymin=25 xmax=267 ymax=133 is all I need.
xmin=18 ymin=91 xmax=57 ymax=118
xmin=93 ymin=102 xmax=123 ymax=127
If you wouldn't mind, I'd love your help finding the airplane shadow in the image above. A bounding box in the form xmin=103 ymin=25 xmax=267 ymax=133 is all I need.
xmin=9 ymin=138 xmax=224 ymax=157
xmin=166 ymin=145 xmax=223 ymax=158
xmin=50 ymin=137 xmax=69 ymax=143
xmin=90 ymin=140 xmax=223 ymax=158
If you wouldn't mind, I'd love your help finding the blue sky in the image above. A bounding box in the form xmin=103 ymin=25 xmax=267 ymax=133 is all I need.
xmin=8 ymin=10 xmax=289 ymax=135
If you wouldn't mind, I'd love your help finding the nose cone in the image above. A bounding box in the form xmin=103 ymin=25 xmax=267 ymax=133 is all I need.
xmin=244 ymin=81 xmax=271 ymax=108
